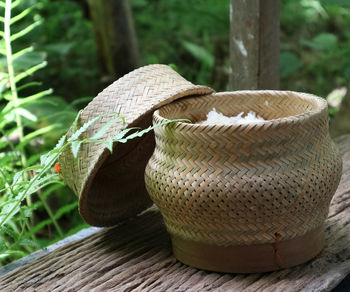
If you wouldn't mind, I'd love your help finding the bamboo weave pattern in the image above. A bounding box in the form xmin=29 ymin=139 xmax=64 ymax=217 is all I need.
xmin=59 ymin=64 xmax=213 ymax=226
xmin=145 ymin=91 xmax=342 ymax=245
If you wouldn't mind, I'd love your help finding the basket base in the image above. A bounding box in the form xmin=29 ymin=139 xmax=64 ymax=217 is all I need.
xmin=171 ymin=226 xmax=324 ymax=273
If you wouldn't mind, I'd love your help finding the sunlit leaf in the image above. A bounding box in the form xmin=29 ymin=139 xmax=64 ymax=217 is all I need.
xmin=14 ymin=108 xmax=37 ymax=121
xmin=71 ymin=140 xmax=82 ymax=159
xmin=182 ymin=41 xmax=214 ymax=68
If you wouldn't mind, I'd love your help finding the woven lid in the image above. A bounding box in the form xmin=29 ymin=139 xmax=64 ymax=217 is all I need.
xmin=59 ymin=64 xmax=213 ymax=226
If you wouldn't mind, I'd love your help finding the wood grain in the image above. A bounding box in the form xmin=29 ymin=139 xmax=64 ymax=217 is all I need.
xmin=229 ymin=0 xmax=280 ymax=90
xmin=0 ymin=136 xmax=349 ymax=291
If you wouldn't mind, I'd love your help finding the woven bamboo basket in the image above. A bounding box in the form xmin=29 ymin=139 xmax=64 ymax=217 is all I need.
xmin=144 ymin=91 xmax=342 ymax=273
xmin=58 ymin=64 xmax=213 ymax=226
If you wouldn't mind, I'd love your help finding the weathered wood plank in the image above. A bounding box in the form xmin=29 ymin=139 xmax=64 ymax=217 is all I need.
xmin=0 ymin=136 xmax=349 ymax=292
xmin=0 ymin=227 xmax=101 ymax=278
xmin=229 ymin=0 xmax=280 ymax=90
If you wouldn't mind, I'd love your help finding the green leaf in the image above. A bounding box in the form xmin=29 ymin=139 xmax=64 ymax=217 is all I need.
xmin=104 ymin=140 xmax=113 ymax=153
xmin=302 ymin=33 xmax=338 ymax=51
xmin=14 ymin=108 xmax=37 ymax=121
xmin=25 ymin=218 xmax=52 ymax=239
xmin=1 ymin=225 xmax=20 ymax=240
xmin=43 ymin=42 xmax=74 ymax=55
xmin=17 ymin=81 xmax=42 ymax=92
xmin=280 ymin=52 xmax=302 ymax=78
xmin=0 ymin=250 xmax=26 ymax=260
xmin=112 ymin=128 xmax=137 ymax=142
xmin=13 ymin=51 xmax=46 ymax=72
xmin=25 ymin=174 xmax=62 ymax=196
xmin=40 ymin=184 xmax=63 ymax=201
xmin=12 ymin=170 xmax=24 ymax=186
xmin=68 ymin=115 xmax=101 ymax=142
xmin=18 ymin=89 xmax=53 ymax=106
xmin=14 ymin=61 xmax=47 ymax=83
xmin=182 ymin=41 xmax=214 ymax=68
xmin=320 ymin=0 xmax=350 ymax=7
xmin=90 ymin=116 xmax=121 ymax=140
xmin=19 ymin=238 xmax=38 ymax=248
xmin=55 ymin=134 xmax=67 ymax=150
xmin=54 ymin=201 xmax=78 ymax=219
xmin=23 ymin=208 xmax=32 ymax=218
xmin=11 ymin=0 xmax=23 ymax=9
xmin=72 ymin=110 xmax=82 ymax=134
xmin=11 ymin=7 xmax=33 ymax=24
xmin=11 ymin=20 xmax=41 ymax=42
xmin=0 ymin=202 xmax=20 ymax=227
xmin=13 ymin=47 xmax=34 ymax=60
xmin=71 ymin=140 xmax=82 ymax=159
xmin=40 ymin=148 xmax=60 ymax=167
xmin=17 ymin=125 xmax=55 ymax=149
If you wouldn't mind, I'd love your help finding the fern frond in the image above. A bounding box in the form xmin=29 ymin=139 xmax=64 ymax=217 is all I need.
xmin=17 ymin=81 xmax=42 ymax=92
xmin=70 ymin=140 xmax=82 ymax=159
xmin=11 ymin=7 xmax=33 ymax=24
xmin=68 ymin=115 xmax=100 ymax=142
xmin=90 ymin=116 xmax=122 ymax=140
xmin=11 ymin=0 xmax=23 ymax=9
xmin=12 ymin=46 xmax=33 ymax=60
xmin=11 ymin=20 xmax=41 ymax=42
xmin=14 ymin=61 xmax=47 ymax=83
xmin=18 ymin=89 xmax=53 ymax=106
xmin=14 ymin=107 xmax=37 ymax=121
xmin=18 ymin=125 xmax=56 ymax=148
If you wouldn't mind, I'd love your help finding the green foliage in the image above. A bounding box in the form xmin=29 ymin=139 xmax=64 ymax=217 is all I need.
xmin=281 ymin=0 xmax=350 ymax=96
xmin=0 ymin=0 xmax=80 ymax=265
xmin=132 ymin=0 xmax=229 ymax=89
xmin=133 ymin=0 xmax=350 ymax=98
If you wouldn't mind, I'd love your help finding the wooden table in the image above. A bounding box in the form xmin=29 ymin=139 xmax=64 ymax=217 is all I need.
xmin=1 ymin=135 xmax=350 ymax=292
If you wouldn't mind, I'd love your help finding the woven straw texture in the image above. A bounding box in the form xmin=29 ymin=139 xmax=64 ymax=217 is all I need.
xmin=58 ymin=64 xmax=213 ymax=226
xmin=145 ymin=91 xmax=343 ymax=246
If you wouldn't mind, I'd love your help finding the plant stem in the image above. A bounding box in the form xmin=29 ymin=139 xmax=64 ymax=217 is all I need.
xmin=0 ymin=144 xmax=69 ymax=228
xmin=4 ymin=0 xmax=33 ymax=213
xmin=4 ymin=0 xmax=26 ymax=167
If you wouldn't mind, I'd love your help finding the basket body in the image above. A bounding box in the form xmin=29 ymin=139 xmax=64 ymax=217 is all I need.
xmin=145 ymin=91 xmax=342 ymax=273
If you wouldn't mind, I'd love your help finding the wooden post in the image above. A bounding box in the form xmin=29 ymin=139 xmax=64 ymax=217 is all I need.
xmin=88 ymin=0 xmax=140 ymax=81
xmin=229 ymin=0 xmax=280 ymax=90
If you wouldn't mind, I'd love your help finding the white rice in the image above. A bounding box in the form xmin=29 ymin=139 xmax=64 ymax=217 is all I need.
xmin=199 ymin=108 xmax=265 ymax=125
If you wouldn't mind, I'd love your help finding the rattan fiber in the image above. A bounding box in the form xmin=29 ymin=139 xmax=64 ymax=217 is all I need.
xmin=58 ymin=64 xmax=213 ymax=226
xmin=145 ymin=91 xmax=342 ymax=246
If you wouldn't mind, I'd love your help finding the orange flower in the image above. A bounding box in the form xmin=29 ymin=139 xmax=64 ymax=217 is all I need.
xmin=54 ymin=162 xmax=61 ymax=173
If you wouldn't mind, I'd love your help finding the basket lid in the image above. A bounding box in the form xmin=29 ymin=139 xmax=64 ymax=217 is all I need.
xmin=59 ymin=64 xmax=213 ymax=226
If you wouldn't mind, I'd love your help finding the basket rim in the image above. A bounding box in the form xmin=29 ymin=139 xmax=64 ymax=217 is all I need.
xmin=153 ymin=90 xmax=328 ymax=130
